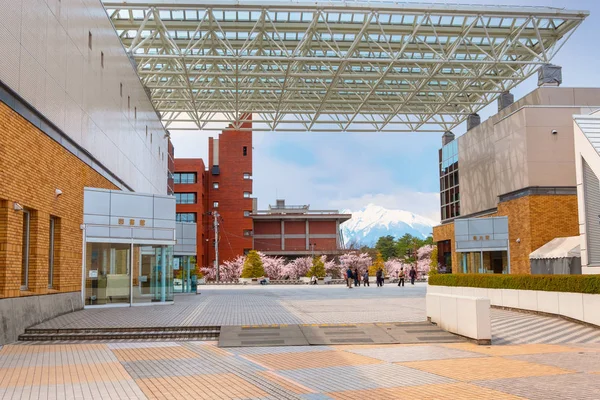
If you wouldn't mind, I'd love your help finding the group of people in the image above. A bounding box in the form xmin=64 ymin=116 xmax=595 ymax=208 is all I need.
xmin=344 ymin=266 xmax=417 ymax=288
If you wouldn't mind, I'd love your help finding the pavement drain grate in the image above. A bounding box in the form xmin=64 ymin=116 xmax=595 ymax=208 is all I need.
xmin=330 ymin=338 xmax=374 ymax=343
xmin=238 ymin=333 xmax=281 ymax=337
xmin=241 ymin=340 xmax=287 ymax=345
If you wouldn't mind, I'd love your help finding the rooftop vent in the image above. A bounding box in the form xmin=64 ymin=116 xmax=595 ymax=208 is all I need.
xmin=498 ymin=91 xmax=514 ymax=112
xmin=538 ymin=64 xmax=562 ymax=87
xmin=467 ymin=113 xmax=481 ymax=131
xmin=442 ymin=131 xmax=455 ymax=146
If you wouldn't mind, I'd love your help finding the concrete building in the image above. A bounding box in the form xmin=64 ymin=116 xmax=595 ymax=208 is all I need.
xmin=434 ymin=86 xmax=600 ymax=274
xmin=574 ymin=110 xmax=600 ymax=275
xmin=252 ymin=200 xmax=351 ymax=259
xmin=0 ymin=0 xmax=177 ymax=343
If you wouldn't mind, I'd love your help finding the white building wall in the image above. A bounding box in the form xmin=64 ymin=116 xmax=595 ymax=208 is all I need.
xmin=0 ymin=0 xmax=168 ymax=194
xmin=574 ymin=115 xmax=600 ymax=275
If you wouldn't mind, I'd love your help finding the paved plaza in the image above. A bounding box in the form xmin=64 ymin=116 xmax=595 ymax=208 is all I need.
xmin=1 ymin=341 xmax=600 ymax=399
xmin=2 ymin=285 xmax=600 ymax=399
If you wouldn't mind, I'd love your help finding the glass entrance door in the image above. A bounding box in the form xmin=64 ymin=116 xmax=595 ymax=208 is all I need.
xmin=133 ymin=245 xmax=174 ymax=304
xmin=85 ymin=243 xmax=131 ymax=305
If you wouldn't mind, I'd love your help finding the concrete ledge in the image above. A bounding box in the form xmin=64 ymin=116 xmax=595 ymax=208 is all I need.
xmin=426 ymin=293 xmax=491 ymax=345
xmin=428 ymin=285 xmax=599 ymax=329
xmin=0 ymin=292 xmax=83 ymax=345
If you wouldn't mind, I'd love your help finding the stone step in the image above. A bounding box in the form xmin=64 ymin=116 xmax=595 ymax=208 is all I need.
xmin=19 ymin=327 xmax=220 ymax=342
xmin=24 ymin=326 xmax=220 ymax=334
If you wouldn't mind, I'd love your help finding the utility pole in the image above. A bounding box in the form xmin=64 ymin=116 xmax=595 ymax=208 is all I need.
xmin=213 ymin=211 xmax=220 ymax=282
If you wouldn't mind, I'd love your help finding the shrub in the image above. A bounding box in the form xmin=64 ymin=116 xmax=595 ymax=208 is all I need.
xmin=240 ymin=250 xmax=265 ymax=278
xmin=428 ymin=274 xmax=600 ymax=294
xmin=306 ymin=256 xmax=326 ymax=278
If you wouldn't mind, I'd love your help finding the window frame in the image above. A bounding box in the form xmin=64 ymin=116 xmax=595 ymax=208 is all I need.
xmin=213 ymin=201 xmax=219 ymax=208
xmin=243 ymin=192 xmax=252 ymax=198
xmin=243 ymin=173 xmax=252 ymax=180
xmin=213 ymin=182 xmax=219 ymax=189
xmin=174 ymin=172 xmax=197 ymax=184
xmin=48 ymin=216 xmax=56 ymax=288
xmin=21 ymin=209 xmax=31 ymax=290
xmin=176 ymin=213 xmax=197 ymax=223
xmin=175 ymin=193 xmax=197 ymax=204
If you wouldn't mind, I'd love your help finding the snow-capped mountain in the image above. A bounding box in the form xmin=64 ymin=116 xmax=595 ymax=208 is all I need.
xmin=341 ymin=204 xmax=436 ymax=247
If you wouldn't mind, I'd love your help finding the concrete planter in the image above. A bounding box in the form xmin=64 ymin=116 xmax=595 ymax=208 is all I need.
xmin=197 ymin=278 xmax=206 ymax=285
xmin=428 ymin=284 xmax=599 ymax=328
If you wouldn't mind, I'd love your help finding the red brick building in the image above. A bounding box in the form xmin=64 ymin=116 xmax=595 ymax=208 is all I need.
xmin=174 ymin=119 xmax=253 ymax=270
xmin=207 ymin=120 xmax=254 ymax=265
xmin=173 ymin=158 xmax=208 ymax=268
xmin=252 ymin=200 xmax=351 ymax=259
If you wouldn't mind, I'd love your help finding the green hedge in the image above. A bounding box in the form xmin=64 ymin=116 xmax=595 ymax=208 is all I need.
xmin=428 ymin=274 xmax=600 ymax=294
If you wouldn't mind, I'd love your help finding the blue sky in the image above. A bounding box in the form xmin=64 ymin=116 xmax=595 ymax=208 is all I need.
xmin=171 ymin=0 xmax=600 ymax=222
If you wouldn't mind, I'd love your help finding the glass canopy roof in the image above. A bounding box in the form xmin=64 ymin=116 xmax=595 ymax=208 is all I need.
xmin=103 ymin=1 xmax=587 ymax=132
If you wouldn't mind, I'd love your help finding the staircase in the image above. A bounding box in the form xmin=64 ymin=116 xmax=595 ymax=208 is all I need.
xmin=18 ymin=326 xmax=221 ymax=342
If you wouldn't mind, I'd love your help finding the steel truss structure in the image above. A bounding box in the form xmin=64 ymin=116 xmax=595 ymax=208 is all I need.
xmin=104 ymin=1 xmax=587 ymax=132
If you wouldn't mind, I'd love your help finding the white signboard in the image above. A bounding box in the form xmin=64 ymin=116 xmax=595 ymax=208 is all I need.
xmin=173 ymin=258 xmax=180 ymax=270
xmin=88 ymin=270 xmax=98 ymax=278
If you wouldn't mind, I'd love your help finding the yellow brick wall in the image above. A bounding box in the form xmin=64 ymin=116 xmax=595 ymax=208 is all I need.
xmin=497 ymin=194 xmax=579 ymax=274
xmin=433 ymin=194 xmax=578 ymax=275
xmin=432 ymin=222 xmax=459 ymax=274
xmin=0 ymin=101 xmax=118 ymax=298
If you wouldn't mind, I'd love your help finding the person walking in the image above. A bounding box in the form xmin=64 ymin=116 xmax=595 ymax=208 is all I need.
xmin=346 ymin=267 xmax=353 ymax=289
xmin=353 ymin=268 xmax=360 ymax=287
xmin=397 ymin=268 xmax=405 ymax=287
xmin=376 ymin=268 xmax=383 ymax=287
xmin=409 ymin=266 xmax=417 ymax=285
xmin=363 ymin=270 xmax=369 ymax=287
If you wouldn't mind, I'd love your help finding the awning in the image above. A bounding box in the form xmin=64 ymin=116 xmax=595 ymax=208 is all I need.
xmin=529 ymin=236 xmax=581 ymax=260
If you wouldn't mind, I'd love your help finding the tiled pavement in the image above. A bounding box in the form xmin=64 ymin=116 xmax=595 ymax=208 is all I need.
xmin=29 ymin=285 xmax=600 ymax=345
xmin=1 ymin=341 xmax=600 ymax=399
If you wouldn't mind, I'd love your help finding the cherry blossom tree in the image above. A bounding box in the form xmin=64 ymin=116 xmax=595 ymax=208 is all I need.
xmin=384 ymin=258 xmax=411 ymax=278
xmin=259 ymin=252 xmax=287 ymax=279
xmin=339 ymin=252 xmax=372 ymax=277
xmin=283 ymin=257 xmax=312 ymax=279
xmin=201 ymin=255 xmax=245 ymax=282
xmin=322 ymin=255 xmax=339 ymax=278
xmin=416 ymin=245 xmax=435 ymax=277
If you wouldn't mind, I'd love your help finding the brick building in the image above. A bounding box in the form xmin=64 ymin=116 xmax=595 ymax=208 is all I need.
xmin=0 ymin=0 xmax=172 ymax=343
xmin=433 ymin=86 xmax=600 ymax=274
xmin=174 ymin=120 xmax=253 ymax=270
xmin=252 ymin=200 xmax=351 ymax=259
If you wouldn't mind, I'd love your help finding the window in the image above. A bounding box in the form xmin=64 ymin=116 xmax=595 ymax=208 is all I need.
xmin=21 ymin=209 xmax=31 ymax=290
xmin=213 ymin=201 xmax=219 ymax=208
xmin=88 ymin=31 xmax=92 ymax=50
xmin=243 ymin=230 xmax=253 ymax=236
xmin=243 ymin=146 xmax=247 ymax=156
xmin=174 ymin=173 xmax=196 ymax=184
xmin=175 ymin=193 xmax=196 ymax=204
xmin=101 ymin=51 xmax=104 ymax=68
xmin=176 ymin=213 xmax=197 ymax=222
xmin=244 ymin=210 xmax=251 ymax=217
xmin=213 ymin=182 xmax=219 ymax=189
xmin=243 ymin=173 xmax=252 ymax=180
xmin=243 ymin=192 xmax=252 ymax=198
xmin=48 ymin=217 xmax=57 ymax=288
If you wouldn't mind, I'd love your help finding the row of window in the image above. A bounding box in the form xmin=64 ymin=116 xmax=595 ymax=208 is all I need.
xmin=20 ymin=210 xmax=59 ymax=291
xmin=175 ymin=211 xmax=252 ymax=222
xmin=173 ymin=172 xmax=252 ymax=185
xmin=175 ymin=192 xmax=253 ymax=204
